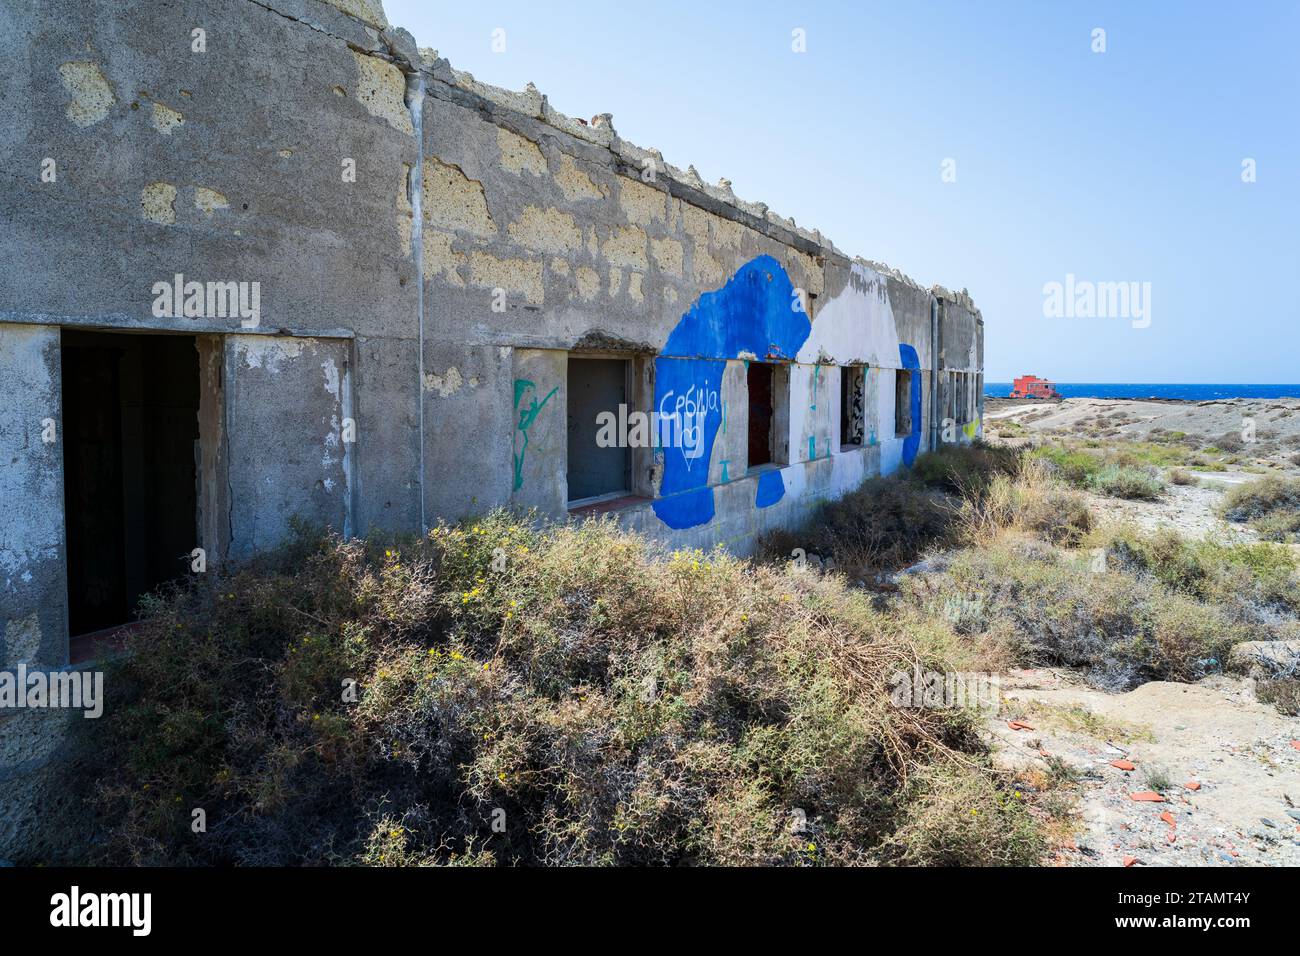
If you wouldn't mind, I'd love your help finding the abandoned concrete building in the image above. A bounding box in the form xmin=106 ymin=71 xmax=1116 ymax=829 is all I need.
xmin=0 ymin=0 xmax=983 ymax=858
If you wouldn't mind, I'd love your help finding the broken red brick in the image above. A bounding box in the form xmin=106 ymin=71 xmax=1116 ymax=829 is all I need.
xmin=1291 ymin=741 xmax=1300 ymax=752
xmin=1129 ymin=792 xmax=1166 ymax=803
xmin=1123 ymin=856 xmax=1138 ymax=867
xmin=1160 ymin=811 xmax=1177 ymax=828
xmin=1110 ymin=759 xmax=1136 ymax=771
xmin=1007 ymin=720 xmax=1034 ymax=731
xmin=1185 ymin=781 xmax=1201 ymax=791
xmin=1167 ymin=832 xmax=1177 ymax=844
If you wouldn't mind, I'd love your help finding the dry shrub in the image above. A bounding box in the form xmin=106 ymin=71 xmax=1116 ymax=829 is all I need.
xmin=1096 ymin=525 xmax=1300 ymax=620
xmin=1221 ymin=476 xmax=1300 ymax=540
xmin=759 ymin=476 xmax=955 ymax=576
xmin=909 ymin=440 xmax=1021 ymax=494
xmin=1088 ymin=465 xmax=1164 ymax=500
xmin=48 ymin=514 xmax=1035 ymax=867
xmin=880 ymin=763 xmax=1043 ymax=866
xmin=961 ymin=459 xmax=1092 ymax=546
xmin=1257 ymin=679 xmax=1300 ymax=716
xmin=901 ymin=532 xmax=1254 ymax=689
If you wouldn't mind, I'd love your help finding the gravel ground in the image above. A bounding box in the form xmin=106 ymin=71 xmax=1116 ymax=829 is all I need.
xmin=973 ymin=405 xmax=1300 ymax=866
xmin=990 ymin=669 xmax=1300 ymax=868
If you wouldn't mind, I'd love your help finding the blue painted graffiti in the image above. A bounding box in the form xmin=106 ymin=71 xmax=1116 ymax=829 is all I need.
xmin=652 ymin=256 xmax=811 ymax=530
xmin=899 ymin=343 xmax=923 ymax=467
xmin=652 ymin=357 xmax=725 ymax=529
xmin=755 ymin=469 xmax=785 ymax=509
xmin=662 ymin=255 xmax=810 ymax=361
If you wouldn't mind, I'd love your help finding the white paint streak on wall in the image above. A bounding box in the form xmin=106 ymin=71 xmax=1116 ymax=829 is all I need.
xmin=796 ymin=262 xmax=901 ymax=367
xmin=237 ymin=337 xmax=306 ymax=372
xmin=322 ymin=359 xmax=343 ymax=471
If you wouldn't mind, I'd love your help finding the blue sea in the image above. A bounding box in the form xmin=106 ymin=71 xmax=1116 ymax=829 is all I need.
xmin=984 ymin=383 xmax=1300 ymax=401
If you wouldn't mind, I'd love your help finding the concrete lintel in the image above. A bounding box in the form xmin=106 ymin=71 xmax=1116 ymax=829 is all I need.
xmin=0 ymin=314 xmax=356 ymax=340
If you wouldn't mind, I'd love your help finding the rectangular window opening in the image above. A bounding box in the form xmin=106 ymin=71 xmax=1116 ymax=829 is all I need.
xmin=747 ymin=361 xmax=776 ymax=470
xmin=895 ymin=368 xmax=913 ymax=438
xmin=61 ymin=330 xmax=202 ymax=639
xmin=839 ymin=365 xmax=866 ymax=450
xmin=567 ymin=356 xmax=631 ymax=506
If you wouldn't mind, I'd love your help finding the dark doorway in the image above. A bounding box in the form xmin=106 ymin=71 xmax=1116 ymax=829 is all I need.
xmin=748 ymin=362 xmax=774 ymax=469
xmin=62 ymin=331 xmax=200 ymax=637
xmin=567 ymin=357 xmax=630 ymax=504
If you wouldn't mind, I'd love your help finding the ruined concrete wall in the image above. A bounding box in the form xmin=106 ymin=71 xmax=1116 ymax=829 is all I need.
xmin=0 ymin=0 xmax=423 ymax=543
xmin=0 ymin=325 xmax=70 ymax=859
xmin=411 ymin=77 xmax=953 ymax=550
xmin=0 ymin=0 xmax=985 ymax=858
xmin=0 ymin=0 xmax=422 ymax=860
xmin=935 ymin=293 xmax=985 ymax=442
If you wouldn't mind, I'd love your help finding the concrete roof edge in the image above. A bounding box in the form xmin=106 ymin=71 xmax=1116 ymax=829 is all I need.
xmin=393 ymin=38 xmax=973 ymax=306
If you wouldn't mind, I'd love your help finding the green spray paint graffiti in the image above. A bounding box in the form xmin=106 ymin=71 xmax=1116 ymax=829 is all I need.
xmin=513 ymin=378 xmax=558 ymax=491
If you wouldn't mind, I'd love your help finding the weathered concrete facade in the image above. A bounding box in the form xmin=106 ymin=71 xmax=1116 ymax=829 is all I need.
xmin=0 ymin=0 xmax=983 ymax=858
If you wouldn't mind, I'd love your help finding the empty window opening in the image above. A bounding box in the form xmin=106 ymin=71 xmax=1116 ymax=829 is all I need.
xmin=747 ymin=362 xmax=776 ymax=469
xmin=895 ymin=369 xmax=913 ymax=438
xmin=839 ymin=365 xmax=866 ymax=450
xmin=61 ymin=331 xmax=201 ymax=638
xmin=567 ymin=357 xmax=631 ymax=505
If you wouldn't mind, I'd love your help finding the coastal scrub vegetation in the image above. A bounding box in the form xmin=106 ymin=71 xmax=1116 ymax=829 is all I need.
xmin=44 ymin=442 xmax=1298 ymax=868
xmin=51 ymin=510 xmax=1039 ymax=868
xmin=1028 ymin=445 xmax=1166 ymax=500
xmin=1219 ymin=476 xmax=1300 ymax=541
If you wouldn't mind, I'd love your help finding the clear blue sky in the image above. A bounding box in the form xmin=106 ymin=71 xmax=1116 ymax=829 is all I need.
xmin=385 ymin=0 xmax=1299 ymax=383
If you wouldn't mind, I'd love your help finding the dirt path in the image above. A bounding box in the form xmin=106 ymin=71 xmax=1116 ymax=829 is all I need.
xmin=989 ymin=668 xmax=1300 ymax=867
xmin=1083 ymin=482 xmax=1256 ymax=542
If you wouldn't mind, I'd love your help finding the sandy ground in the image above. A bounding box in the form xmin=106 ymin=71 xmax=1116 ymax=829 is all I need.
xmin=1082 ymin=481 xmax=1257 ymax=541
xmin=989 ymin=670 xmax=1300 ymax=867
xmin=977 ymin=397 xmax=1300 ymax=866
